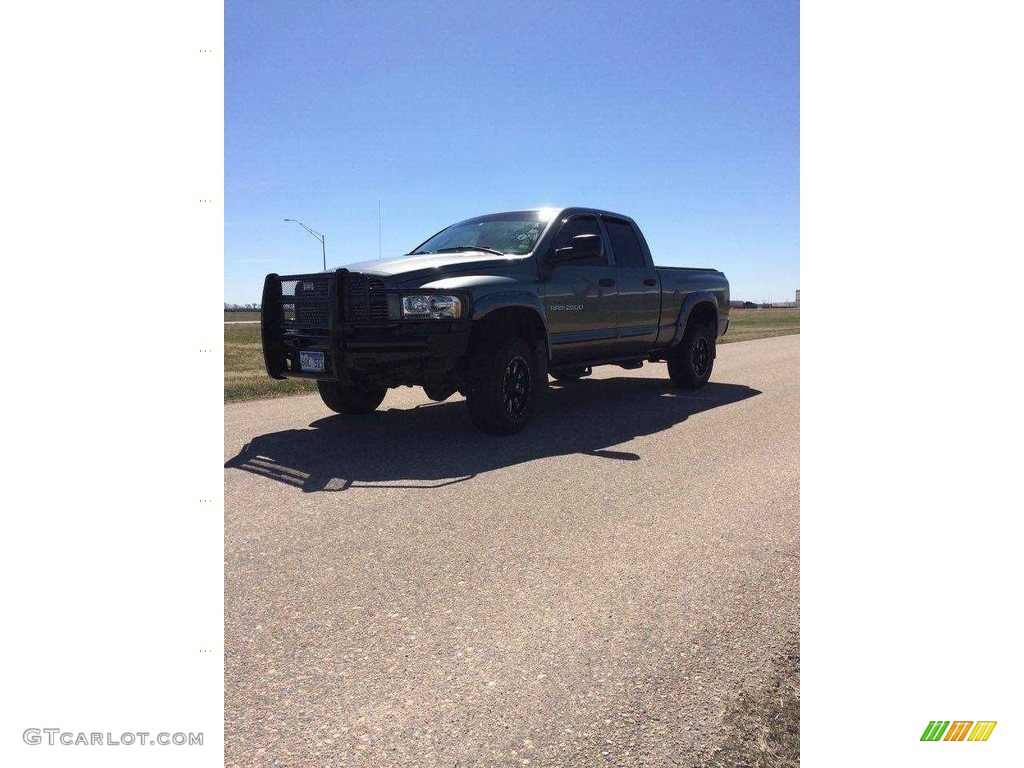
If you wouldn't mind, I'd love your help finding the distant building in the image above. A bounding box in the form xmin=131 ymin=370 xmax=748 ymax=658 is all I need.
xmin=795 ymin=289 xmax=800 ymax=307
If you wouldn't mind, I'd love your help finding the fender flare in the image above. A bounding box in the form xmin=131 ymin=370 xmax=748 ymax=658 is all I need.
xmin=670 ymin=291 xmax=721 ymax=349
xmin=471 ymin=291 xmax=552 ymax=360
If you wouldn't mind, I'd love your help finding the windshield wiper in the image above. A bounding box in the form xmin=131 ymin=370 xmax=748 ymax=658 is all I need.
xmin=435 ymin=245 xmax=506 ymax=256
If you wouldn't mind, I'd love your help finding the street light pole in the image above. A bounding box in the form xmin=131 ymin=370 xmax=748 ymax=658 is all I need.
xmin=284 ymin=218 xmax=327 ymax=271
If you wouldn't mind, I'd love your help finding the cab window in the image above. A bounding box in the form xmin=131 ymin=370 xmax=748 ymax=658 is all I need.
xmin=604 ymin=218 xmax=647 ymax=268
xmin=553 ymin=216 xmax=607 ymax=267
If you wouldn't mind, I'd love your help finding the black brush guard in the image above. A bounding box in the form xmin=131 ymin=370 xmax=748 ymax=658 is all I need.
xmin=261 ymin=270 xmax=472 ymax=386
xmin=261 ymin=270 xmax=342 ymax=380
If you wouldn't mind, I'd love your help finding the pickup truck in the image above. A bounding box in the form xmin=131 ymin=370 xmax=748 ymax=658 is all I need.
xmin=261 ymin=207 xmax=729 ymax=434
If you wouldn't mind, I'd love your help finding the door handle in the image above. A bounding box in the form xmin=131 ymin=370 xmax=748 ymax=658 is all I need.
xmin=643 ymin=278 xmax=656 ymax=286
xmin=598 ymin=278 xmax=616 ymax=287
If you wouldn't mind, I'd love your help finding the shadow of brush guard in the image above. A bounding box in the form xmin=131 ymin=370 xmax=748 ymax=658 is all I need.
xmin=225 ymin=380 xmax=760 ymax=492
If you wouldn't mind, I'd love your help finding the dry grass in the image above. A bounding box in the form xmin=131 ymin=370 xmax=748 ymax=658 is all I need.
xmin=224 ymin=311 xmax=261 ymax=322
xmin=704 ymin=640 xmax=800 ymax=768
xmin=224 ymin=322 xmax=316 ymax=402
xmin=721 ymin=308 xmax=800 ymax=344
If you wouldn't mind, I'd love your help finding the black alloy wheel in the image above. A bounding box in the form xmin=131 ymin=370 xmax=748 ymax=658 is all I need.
xmin=466 ymin=336 xmax=538 ymax=434
xmin=668 ymin=323 xmax=715 ymax=389
xmin=692 ymin=335 xmax=712 ymax=379
xmin=502 ymin=355 xmax=531 ymax=421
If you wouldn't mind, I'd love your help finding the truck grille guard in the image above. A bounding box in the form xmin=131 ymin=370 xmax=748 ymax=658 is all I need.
xmin=261 ymin=269 xmax=388 ymax=379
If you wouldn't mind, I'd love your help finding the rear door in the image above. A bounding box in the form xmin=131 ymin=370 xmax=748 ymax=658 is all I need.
xmin=603 ymin=217 xmax=661 ymax=356
xmin=542 ymin=215 xmax=619 ymax=364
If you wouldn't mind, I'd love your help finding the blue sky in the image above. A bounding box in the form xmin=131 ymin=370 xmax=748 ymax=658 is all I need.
xmin=226 ymin=0 xmax=798 ymax=304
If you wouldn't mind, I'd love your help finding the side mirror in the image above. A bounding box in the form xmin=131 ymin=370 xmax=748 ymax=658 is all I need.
xmin=551 ymin=233 xmax=604 ymax=264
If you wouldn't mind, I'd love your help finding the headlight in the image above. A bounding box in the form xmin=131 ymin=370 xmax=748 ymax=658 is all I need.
xmin=401 ymin=294 xmax=462 ymax=319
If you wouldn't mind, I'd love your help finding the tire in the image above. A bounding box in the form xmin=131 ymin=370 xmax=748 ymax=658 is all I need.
xmin=317 ymin=381 xmax=387 ymax=414
xmin=668 ymin=323 xmax=715 ymax=389
xmin=466 ymin=336 xmax=539 ymax=434
xmin=422 ymin=384 xmax=455 ymax=402
xmin=551 ymin=366 xmax=589 ymax=383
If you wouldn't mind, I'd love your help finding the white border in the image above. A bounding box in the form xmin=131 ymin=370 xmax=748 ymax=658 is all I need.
xmin=1 ymin=2 xmax=224 ymax=765
xmin=803 ymin=1 xmax=1023 ymax=765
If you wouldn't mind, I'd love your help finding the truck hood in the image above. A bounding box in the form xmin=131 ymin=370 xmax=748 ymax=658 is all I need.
xmin=342 ymin=252 xmax=532 ymax=276
xmin=340 ymin=251 xmax=530 ymax=278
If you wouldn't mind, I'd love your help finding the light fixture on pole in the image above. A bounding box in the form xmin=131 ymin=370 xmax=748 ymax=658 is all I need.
xmin=284 ymin=218 xmax=326 ymax=271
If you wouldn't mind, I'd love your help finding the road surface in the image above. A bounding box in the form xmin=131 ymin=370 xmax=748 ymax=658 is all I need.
xmin=225 ymin=334 xmax=799 ymax=767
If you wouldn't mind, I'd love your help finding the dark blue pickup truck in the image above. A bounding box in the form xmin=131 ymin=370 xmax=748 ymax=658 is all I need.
xmin=262 ymin=207 xmax=729 ymax=434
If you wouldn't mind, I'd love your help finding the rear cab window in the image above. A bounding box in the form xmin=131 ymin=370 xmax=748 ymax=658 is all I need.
xmin=603 ymin=218 xmax=648 ymax=268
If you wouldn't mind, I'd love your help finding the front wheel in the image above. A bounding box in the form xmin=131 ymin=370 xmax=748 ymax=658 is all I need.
xmin=466 ymin=336 xmax=539 ymax=434
xmin=317 ymin=381 xmax=387 ymax=414
xmin=668 ymin=324 xmax=715 ymax=389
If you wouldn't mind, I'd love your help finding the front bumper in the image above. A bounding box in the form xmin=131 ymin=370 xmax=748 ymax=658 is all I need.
xmin=261 ymin=271 xmax=472 ymax=386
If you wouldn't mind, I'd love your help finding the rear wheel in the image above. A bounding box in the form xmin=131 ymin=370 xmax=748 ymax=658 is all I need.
xmin=551 ymin=366 xmax=590 ymax=383
xmin=422 ymin=384 xmax=455 ymax=402
xmin=317 ymin=381 xmax=387 ymax=414
xmin=668 ymin=324 xmax=715 ymax=389
xmin=466 ymin=336 xmax=539 ymax=434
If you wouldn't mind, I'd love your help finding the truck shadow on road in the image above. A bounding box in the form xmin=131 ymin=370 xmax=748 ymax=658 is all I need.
xmin=225 ymin=379 xmax=760 ymax=492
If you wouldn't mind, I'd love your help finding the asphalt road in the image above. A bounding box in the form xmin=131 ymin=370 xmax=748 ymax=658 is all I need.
xmin=225 ymin=334 xmax=799 ymax=768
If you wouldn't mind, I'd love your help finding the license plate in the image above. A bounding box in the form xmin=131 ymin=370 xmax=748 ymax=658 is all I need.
xmin=299 ymin=350 xmax=325 ymax=373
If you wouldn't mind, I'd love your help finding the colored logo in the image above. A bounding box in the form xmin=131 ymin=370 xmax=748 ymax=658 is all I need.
xmin=920 ymin=721 xmax=997 ymax=742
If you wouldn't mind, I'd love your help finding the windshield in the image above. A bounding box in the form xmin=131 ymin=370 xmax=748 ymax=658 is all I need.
xmin=411 ymin=210 xmax=553 ymax=256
